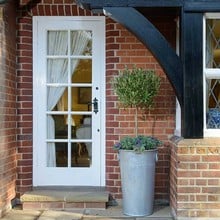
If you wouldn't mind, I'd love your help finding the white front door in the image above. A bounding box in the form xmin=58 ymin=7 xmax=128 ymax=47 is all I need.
xmin=33 ymin=16 xmax=105 ymax=186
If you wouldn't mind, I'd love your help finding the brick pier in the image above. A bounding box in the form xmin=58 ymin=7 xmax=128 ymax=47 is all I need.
xmin=170 ymin=137 xmax=220 ymax=219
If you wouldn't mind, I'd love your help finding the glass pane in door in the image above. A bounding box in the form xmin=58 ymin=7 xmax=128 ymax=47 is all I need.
xmin=47 ymin=59 xmax=68 ymax=83
xmin=72 ymin=59 xmax=92 ymax=84
xmin=46 ymin=29 xmax=93 ymax=168
xmin=47 ymin=31 xmax=68 ymax=56
xmin=71 ymin=30 xmax=92 ymax=56
xmin=73 ymin=115 xmax=92 ymax=168
xmin=55 ymin=142 xmax=68 ymax=167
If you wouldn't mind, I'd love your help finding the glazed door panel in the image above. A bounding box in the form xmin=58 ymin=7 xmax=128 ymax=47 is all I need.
xmin=33 ymin=17 xmax=105 ymax=186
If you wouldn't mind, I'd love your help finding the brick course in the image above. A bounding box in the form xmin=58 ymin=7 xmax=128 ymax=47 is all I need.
xmin=105 ymin=17 xmax=176 ymax=200
xmin=170 ymin=138 xmax=220 ymax=219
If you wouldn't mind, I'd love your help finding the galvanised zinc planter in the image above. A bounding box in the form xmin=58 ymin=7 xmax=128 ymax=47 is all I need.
xmin=119 ymin=149 xmax=158 ymax=216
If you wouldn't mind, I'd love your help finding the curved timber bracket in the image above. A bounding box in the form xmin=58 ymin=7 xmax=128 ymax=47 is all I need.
xmin=104 ymin=7 xmax=183 ymax=106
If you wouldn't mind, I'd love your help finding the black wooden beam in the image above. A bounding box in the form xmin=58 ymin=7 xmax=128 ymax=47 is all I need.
xmin=104 ymin=7 xmax=183 ymax=106
xmin=76 ymin=0 xmax=220 ymax=11
xmin=129 ymin=0 xmax=183 ymax=7
xmin=184 ymin=0 xmax=220 ymax=12
xmin=181 ymin=13 xmax=203 ymax=138
xmin=76 ymin=0 xmax=183 ymax=10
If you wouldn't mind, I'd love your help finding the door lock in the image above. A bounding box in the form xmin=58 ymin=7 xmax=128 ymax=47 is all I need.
xmin=92 ymin=97 xmax=98 ymax=114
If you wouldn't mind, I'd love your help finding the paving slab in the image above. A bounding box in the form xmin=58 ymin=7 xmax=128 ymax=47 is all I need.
xmin=0 ymin=203 xmax=173 ymax=220
xmin=38 ymin=210 xmax=83 ymax=220
xmin=0 ymin=209 xmax=42 ymax=220
xmin=78 ymin=204 xmax=172 ymax=219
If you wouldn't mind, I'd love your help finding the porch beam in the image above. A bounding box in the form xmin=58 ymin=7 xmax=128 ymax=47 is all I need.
xmin=104 ymin=7 xmax=183 ymax=106
xmin=76 ymin=0 xmax=183 ymax=10
xmin=184 ymin=0 xmax=220 ymax=12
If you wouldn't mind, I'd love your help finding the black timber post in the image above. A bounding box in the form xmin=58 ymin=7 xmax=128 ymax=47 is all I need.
xmin=181 ymin=12 xmax=203 ymax=138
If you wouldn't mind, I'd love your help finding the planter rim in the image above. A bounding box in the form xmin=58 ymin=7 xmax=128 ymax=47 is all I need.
xmin=119 ymin=149 xmax=158 ymax=153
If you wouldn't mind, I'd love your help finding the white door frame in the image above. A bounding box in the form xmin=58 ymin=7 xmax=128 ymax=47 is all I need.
xmin=32 ymin=16 xmax=106 ymax=186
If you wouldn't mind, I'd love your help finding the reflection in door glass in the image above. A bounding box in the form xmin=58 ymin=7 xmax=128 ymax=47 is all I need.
xmin=46 ymin=114 xmax=92 ymax=167
xmin=52 ymin=115 xmax=68 ymax=139
xmin=55 ymin=142 xmax=68 ymax=167
xmin=72 ymin=87 xmax=92 ymax=112
xmin=72 ymin=59 xmax=92 ymax=84
xmin=53 ymin=142 xmax=91 ymax=168
xmin=73 ymin=116 xmax=92 ymax=167
xmin=71 ymin=142 xmax=91 ymax=167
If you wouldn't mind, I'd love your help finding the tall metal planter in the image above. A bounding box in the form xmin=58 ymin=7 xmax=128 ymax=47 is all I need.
xmin=119 ymin=149 xmax=158 ymax=216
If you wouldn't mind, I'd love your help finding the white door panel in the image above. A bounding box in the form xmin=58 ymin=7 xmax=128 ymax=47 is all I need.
xmin=33 ymin=16 xmax=105 ymax=186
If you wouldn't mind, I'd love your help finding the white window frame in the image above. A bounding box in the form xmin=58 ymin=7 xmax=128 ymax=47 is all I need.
xmin=203 ymin=13 xmax=220 ymax=137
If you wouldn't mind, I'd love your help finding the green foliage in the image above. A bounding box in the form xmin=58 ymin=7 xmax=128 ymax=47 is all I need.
xmin=112 ymin=67 xmax=160 ymax=109
xmin=112 ymin=66 xmax=162 ymax=151
xmin=114 ymin=136 xmax=162 ymax=153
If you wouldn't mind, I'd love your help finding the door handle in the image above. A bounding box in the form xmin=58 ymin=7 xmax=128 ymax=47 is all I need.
xmin=92 ymin=97 xmax=98 ymax=114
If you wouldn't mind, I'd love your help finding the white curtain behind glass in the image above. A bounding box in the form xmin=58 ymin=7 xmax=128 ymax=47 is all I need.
xmin=47 ymin=30 xmax=92 ymax=167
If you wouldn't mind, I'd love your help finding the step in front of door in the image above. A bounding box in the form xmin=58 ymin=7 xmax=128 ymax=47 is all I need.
xmin=20 ymin=187 xmax=109 ymax=211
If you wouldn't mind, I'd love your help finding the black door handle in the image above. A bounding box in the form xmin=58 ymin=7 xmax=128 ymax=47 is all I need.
xmin=92 ymin=97 xmax=98 ymax=114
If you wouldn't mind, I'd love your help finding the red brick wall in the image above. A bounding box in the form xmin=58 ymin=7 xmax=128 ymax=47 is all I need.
xmin=16 ymin=0 xmax=93 ymax=196
xmin=17 ymin=0 xmax=176 ymax=202
xmin=0 ymin=1 xmax=17 ymax=217
xmin=170 ymin=138 xmax=220 ymax=219
xmin=105 ymin=18 xmax=176 ymax=200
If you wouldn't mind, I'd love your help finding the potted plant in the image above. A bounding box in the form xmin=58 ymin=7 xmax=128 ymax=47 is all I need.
xmin=112 ymin=66 xmax=161 ymax=216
